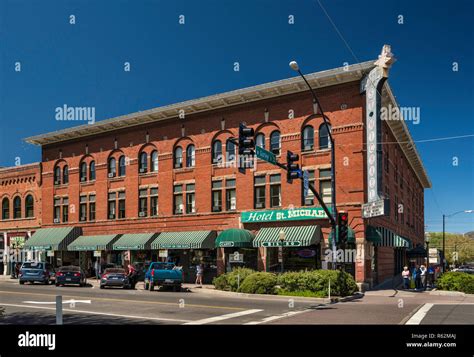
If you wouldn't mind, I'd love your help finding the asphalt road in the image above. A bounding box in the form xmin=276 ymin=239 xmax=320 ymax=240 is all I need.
xmin=0 ymin=279 xmax=472 ymax=325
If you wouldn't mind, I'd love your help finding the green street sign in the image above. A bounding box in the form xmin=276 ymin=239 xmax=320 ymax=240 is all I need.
xmin=256 ymin=146 xmax=277 ymax=165
xmin=241 ymin=207 xmax=331 ymax=223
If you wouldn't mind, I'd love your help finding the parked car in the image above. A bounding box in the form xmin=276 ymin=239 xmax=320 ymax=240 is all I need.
xmin=144 ymin=262 xmax=183 ymax=292
xmin=19 ymin=262 xmax=55 ymax=285
xmin=100 ymin=268 xmax=131 ymax=289
xmin=55 ymin=266 xmax=87 ymax=287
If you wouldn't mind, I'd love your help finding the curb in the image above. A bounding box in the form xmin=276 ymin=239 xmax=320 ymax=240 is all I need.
xmin=428 ymin=289 xmax=467 ymax=297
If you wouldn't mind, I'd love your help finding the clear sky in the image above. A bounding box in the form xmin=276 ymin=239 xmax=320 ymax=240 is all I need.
xmin=0 ymin=0 xmax=473 ymax=233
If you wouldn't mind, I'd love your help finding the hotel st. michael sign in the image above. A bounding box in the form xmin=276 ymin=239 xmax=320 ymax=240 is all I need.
xmin=241 ymin=207 xmax=330 ymax=223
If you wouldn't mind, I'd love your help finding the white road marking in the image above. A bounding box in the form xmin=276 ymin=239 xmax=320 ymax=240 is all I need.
xmin=23 ymin=299 xmax=91 ymax=304
xmin=183 ymin=309 xmax=262 ymax=325
xmin=1 ymin=303 xmax=192 ymax=323
xmin=405 ymin=303 xmax=434 ymax=325
xmin=244 ymin=309 xmax=310 ymax=325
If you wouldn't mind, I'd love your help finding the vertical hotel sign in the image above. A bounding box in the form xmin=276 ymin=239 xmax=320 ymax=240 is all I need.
xmin=361 ymin=45 xmax=396 ymax=202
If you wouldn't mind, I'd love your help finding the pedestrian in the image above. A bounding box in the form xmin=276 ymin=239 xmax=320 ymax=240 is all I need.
xmin=413 ymin=264 xmax=422 ymax=290
xmin=402 ymin=266 xmax=410 ymax=289
xmin=427 ymin=264 xmax=435 ymax=288
xmin=420 ymin=265 xmax=427 ymax=290
xmin=127 ymin=264 xmax=137 ymax=289
xmin=195 ymin=263 xmax=204 ymax=287
xmin=94 ymin=259 xmax=101 ymax=279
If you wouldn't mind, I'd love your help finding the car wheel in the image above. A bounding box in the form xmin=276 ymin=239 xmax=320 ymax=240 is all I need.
xmin=100 ymin=285 xmax=104 ymax=289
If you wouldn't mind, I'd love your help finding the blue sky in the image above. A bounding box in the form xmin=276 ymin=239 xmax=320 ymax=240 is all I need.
xmin=0 ymin=0 xmax=473 ymax=233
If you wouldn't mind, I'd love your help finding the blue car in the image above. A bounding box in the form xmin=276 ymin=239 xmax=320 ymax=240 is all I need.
xmin=55 ymin=266 xmax=87 ymax=287
xmin=19 ymin=262 xmax=55 ymax=285
xmin=144 ymin=262 xmax=183 ymax=292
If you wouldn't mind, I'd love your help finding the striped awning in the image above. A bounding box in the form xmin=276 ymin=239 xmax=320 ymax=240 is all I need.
xmin=68 ymin=235 xmax=120 ymax=251
xmin=151 ymin=231 xmax=216 ymax=249
xmin=113 ymin=233 xmax=157 ymax=250
xmin=252 ymin=226 xmax=321 ymax=247
xmin=24 ymin=227 xmax=81 ymax=251
xmin=372 ymin=227 xmax=412 ymax=248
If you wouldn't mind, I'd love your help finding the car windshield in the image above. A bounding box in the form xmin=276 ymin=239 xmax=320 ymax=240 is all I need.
xmin=22 ymin=262 xmax=44 ymax=269
xmin=59 ymin=266 xmax=81 ymax=272
xmin=150 ymin=263 xmax=174 ymax=270
xmin=104 ymin=268 xmax=125 ymax=274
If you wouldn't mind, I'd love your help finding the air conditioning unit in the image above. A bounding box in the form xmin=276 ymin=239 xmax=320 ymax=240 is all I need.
xmin=53 ymin=218 xmax=60 ymax=224
xmin=212 ymin=206 xmax=221 ymax=212
xmin=256 ymin=203 xmax=264 ymax=209
xmin=80 ymin=216 xmax=87 ymax=221
xmin=305 ymin=199 xmax=315 ymax=205
xmin=139 ymin=168 xmax=146 ymax=173
xmin=108 ymin=173 xmax=115 ymax=178
xmin=139 ymin=212 xmax=146 ymax=217
xmin=109 ymin=214 xmax=115 ymax=219
xmin=54 ymin=180 xmax=60 ymax=185
xmin=80 ymin=177 xmax=86 ymax=182
xmin=175 ymin=209 xmax=183 ymax=214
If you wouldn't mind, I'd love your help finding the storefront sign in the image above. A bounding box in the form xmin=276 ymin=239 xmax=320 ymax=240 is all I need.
xmin=159 ymin=244 xmax=191 ymax=249
xmin=159 ymin=250 xmax=168 ymax=258
xmin=93 ymin=251 xmax=101 ymax=257
xmin=241 ymin=207 xmax=329 ymax=223
xmin=47 ymin=251 xmax=55 ymax=257
xmin=262 ymin=241 xmax=301 ymax=247
xmin=429 ymin=248 xmax=439 ymax=264
xmin=218 ymin=241 xmax=234 ymax=248
xmin=362 ymin=199 xmax=390 ymax=218
xmin=10 ymin=236 xmax=26 ymax=249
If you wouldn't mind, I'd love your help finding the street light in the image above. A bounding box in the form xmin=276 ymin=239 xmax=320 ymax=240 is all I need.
xmin=442 ymin=210 xmax=473 ymax=272
xmin=424 ymin=232 xmax=430 ymax=268
xmin=289 ymin=60 xmax=338 ymax=269
xmin=279 ymin=229 xmax=286 ymax=273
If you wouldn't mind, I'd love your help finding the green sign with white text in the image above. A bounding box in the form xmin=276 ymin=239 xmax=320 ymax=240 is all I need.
xmin=256 ymin=146 xmax=277 ymax=165
xmin=241 ymin=207 xmax=330 ymax=223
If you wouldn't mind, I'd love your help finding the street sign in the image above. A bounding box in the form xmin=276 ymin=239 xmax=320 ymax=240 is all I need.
xmin=256 ymin=146 xmax=277 ymax=165
xmin=303 ymin=170 xmax=309 ymax=197
xmin=47 ymin=251 xmax=54 ymax=257
xmin=93 ymin=251 xmax=101 ymax=257
xmin=159 ymin=249 xmax=168 ymax=258
xmin=362 ymin=198 xmax=390 ymax=218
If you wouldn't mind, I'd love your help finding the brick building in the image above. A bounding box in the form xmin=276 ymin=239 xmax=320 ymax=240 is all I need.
xmin=2 ymin=48 xmax=430 ymax=288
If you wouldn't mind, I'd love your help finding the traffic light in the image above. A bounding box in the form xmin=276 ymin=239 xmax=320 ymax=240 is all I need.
xmin=338 ymin=211 xmax=349 ymax=244
xmin=286 ymin=151 xmax=300 ymax=182
xmin=238 ymin=123 xmax=255 ymax=156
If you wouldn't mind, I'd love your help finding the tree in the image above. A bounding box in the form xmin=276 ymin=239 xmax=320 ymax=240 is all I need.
xmin=427 ymin=232 xmax=474 ymax=266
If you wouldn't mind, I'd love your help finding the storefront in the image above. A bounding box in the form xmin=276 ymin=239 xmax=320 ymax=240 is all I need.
xmin=112 ymin=233 xmax=158 ymax=269
xmin=215 ymin=228 xmax=257 ymax=273
xmin=151 ymin=231 xmax=217 ymax=284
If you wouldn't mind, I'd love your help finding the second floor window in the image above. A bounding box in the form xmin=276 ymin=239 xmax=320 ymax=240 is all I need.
xmin=119 ymin=156 xmax=126 ymax=177
xmin=269 ymin=174 xmax=281 ymax=208
xmin=270 ymin=131 xmax=281 ymax=155
xmin=254 ymin=176 xmax=266 ymax=209
xmin=139 ymin=152 xmax=148 ymax=173
xmin=319 ymin=169 xmax=332 ymax=205
xmin=225 ymin=179 xmax=236 ymax=211
xmin=108 ymin=158 xmax=117 ymax=177
xmin=79 ymin=194 xmax=95 ymax=222
xmin=63 ymin=166 xmax=69 ymax=184
xmin=151 ymin=151 xmax=158 ymax=172
xmin=54 ymin=197 xmax=69 ymax=223
xmin=212 ymin=140 xmax=222 ymax=164
xmin=139 ymin=189 xmax=148 ymax=217
xmin=226 ymin=140 xmax=236 ymax=162
xmin=80 ymin=162 xmax=87 ymax=182
xmin=150 ymin=188 xmax=158 ymax=216
xmin=319 ymin=123 xmax=331 ymax=149
xmin=302 ymin=170 xmax=316 ymax=206
xmin=212 ymin=181 xmax=223 ymax=212
xmin=302 ymin=125 xmax=314 ymax=151
xmin=186 ymin=184 xmax=196 ymax=214
xmin=54 ymin=166 xmax=61 ymax=185
xmin=186 ymin=145 xmax=195 ymax=167
xmin=174 ymin=146 xmax=183 ymax=169
xmin=89 ymin=161 xmax=96 ymax=180
xmin=173 ymin=185 xmax=184 ymax=214
xmin=255 ymin=133 xmax=265 ymax=149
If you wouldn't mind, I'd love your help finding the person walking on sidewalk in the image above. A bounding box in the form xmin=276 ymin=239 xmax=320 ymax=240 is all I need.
xmin=413 ymin=265 xmax=422 ymax=290
xmin=94 ymin=259 xmax=101 ymax=280
xmin=195 ymin=263 xmax=204 ymax=288
xmin=420 ymin=265 xmax=427 ymax=290
xmin=402 ymin=266 xmax=411 ymax=289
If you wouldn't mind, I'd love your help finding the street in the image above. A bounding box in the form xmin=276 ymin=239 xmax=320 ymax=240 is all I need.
xmin=0 ymin=278 xmax=472 ymax=325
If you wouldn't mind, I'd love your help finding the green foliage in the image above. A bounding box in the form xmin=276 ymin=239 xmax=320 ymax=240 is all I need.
xmin=212 ymin=267 xmax=255 ymax=292
xmin=212 ymin=274 xmax=229 ymax=291
xmin=436 ymin=272 xmax=474 ymax=294
xmin=238 ymin=272 xmax=277 ymax=294
xmin=426 ymin=232 xmax=474 ymax=265
xmin=276 ymin=289 xmax=327 ymax=298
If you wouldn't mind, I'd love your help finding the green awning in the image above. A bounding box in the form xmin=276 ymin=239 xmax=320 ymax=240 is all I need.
xmin=215 ymin=229 xmax=254 ymax=248
xmin=371 ymin=227 xmax=412 ymax=248
xmin=113 ymin=233 xmax=157 ymax=250
xmin=68 ymin=235 xmax=120 ymax=251
xmin=24 ymin=227 xmax=81 ymax=251
xmin=366 ymin=226 xmax=382 ymax=243
xmin=252 ymin=226 xmax=321 ymax=247
xmin=328 ymin=227 xmax=356 ymax=244
xmin=151 ymin=231 xmax=216 ymax=249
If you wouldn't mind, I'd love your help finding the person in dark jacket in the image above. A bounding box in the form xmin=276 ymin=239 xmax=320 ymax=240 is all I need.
xmin=414 ymin=265 xmax=422 ymax=290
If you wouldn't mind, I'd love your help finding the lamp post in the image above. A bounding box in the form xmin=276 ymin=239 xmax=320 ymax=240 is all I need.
xmin=442 ymin=210 xmax=473 ymax=272
xmin=424 ymin=232 xmax=430 ymax=268
xmin=289 ymin=61 xmax=338 ymax=269
xmin=279 ymin=229 xmax=286 ymax=273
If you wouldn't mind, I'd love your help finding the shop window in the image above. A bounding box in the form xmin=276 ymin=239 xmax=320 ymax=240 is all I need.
xmin=150 ymin=151 xmax=158 ymax=172
xmin=118 ymin=156 xmax=126 ymax=177
xmin=108 ymin=192 xmax=116 ymax=219
xmin=54 ymin=166 xmax=61 ymax=185
xmin=118 ymin=192 xmax=126 ymax=219
xmin=255 ymin=133 xmax=265 ymax=149
xmin=2 ymin=197 xmax=9 ymax=220
xmin=319 ymin=169 xmax=331 ymax=205
xmin=25 ymin=195 xmax=34 ymax=218
xmin=254 ymin=176 xmax=266 ymax=209
xmin=139 ymin=152 xmax=148 ymax=173
xmin=13 ymin=196 xmax=21 ymax=219
xmin=302 ymin=125 xmax=314 ymax=151
xmin=80 ymin=162 xmax=87 ymax=182
xmin=226 ymin=140 xmax=236 ymax=162
xmin=150 ymin=188 xmax=158 ymax=216
xmin=225 ymin=179 xmax=236 ymax=211
xmin=62 ymin=197 xmax=69 ymax=223
xmin=186 ymin=184 xmax=196 ymax=214
xmin=186 ymin=145 xmax=195 ymax=168
xmin=174 ymin=146 xmax=183 ymax=169
xmin=63 ymin=166 xmax=69 ymax=184
xmin=79 ymin=195 xmax=87 ymax=222
xmin=108 ymin=158 xmax=117 ymax=178
xmin=269 ymin=174 xmax=281 ymax=208
xmin=302 ymin=170 xmax=316 ymax=205
xmin=89 ymin=194 xmax=96 ymax=221
xmin=270 ymin=131 xmax=281 ymax=155
xmin=212 ymin=140 xmax=222 ymax=164
xmin=212 ymin=180 xmax=223 ymax=212
xmin=89 ymin=161 xmax=96 ymax=181
xmin=139 ymin=189 xmax=148 ymax=217
xmin=173 ymin=185 xmax=183 ymax=214
xmin=319 ymin=123 xmax=331 ymax=149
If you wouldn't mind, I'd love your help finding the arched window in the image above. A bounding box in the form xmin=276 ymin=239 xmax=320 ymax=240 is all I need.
xmin=319 ymin=123 xmax=331 ymax=149
xmin=13 ymin=196 xmax=21 ymax=219
xmin=174 ymin=146 xmax=183 ymax=169
xmin=63 ymin=165 xmax=69 ymax=184
xmin=212 ymin=140 xmax=222 ymax=164
xmin=226 ymin=139 xmax=236 ymax=162
xmin=150 ymin=151 xmax=158 ymax=172
xmin=256 ymin=133 xmax=265 ymax=149
xmin=302 ymin=125 xmax=314 ymax=151
xmin=25 ymin=195 xmax=34 ymax=218
xmin=54 ymin=166 xmax=61 ymax=185
xmin=89 ymin=161 xmax=96 ymax=180
xmin=270 ymin=131 xmax=281 ymax=155
xmin=186 ymin=145 xmax=195 ymax=167
xmin=139 ymin=152 xmax=148 ymax=173
xmin=108 ymin=157 xmax=116 ymax=177
xmin=80 ymin=162 xmax=87 ymax=182
xmin=119 ymin=156 xmax=126 ymax=177
xmin=1 ymin=198 xmax=9 ymax=220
